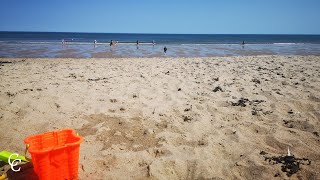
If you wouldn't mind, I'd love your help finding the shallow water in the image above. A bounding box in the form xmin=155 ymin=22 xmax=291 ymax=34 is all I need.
xmin=0 ymin=42 xmax=320 ymax=58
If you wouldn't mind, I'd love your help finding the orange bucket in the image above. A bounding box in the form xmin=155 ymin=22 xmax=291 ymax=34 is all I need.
xmin=24 ymin=129 xmax=83 ymax=180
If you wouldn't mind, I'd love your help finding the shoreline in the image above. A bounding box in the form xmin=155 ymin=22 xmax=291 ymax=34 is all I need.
xmin=0 ymin=55 xmax=319 ymax=179
xmin=1 ymin=54 xmax=320 ymax=60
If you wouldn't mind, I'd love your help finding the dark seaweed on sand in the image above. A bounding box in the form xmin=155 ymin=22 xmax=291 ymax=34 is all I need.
xmin=231 ymin=98 xmax=249 ymax=107
xmin=0 ymin=61 xmax=12 ymax=64
xmin=260 ymin=151 xmax=311 ymax=177
xmin=213 ymin=86 xmax=223 ymax=92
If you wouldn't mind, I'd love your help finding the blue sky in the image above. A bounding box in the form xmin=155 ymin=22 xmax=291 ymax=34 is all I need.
xmin=0 ymin=0 xmax=319 ymax=34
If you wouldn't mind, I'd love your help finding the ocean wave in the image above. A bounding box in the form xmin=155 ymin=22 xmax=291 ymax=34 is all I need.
xmin=273 ymin=43 xmax=306 ymax=45
xmin=0 ymin=41 xmax=316 ymax=46
xmin=0 ymin=41 xmax=158 ymax=45
xmin=181 ymin=43 xmax=242 ymax=46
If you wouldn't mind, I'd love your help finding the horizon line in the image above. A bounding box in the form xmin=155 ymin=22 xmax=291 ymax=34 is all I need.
xmin=0 ymin=30 xmax=319 ymax=36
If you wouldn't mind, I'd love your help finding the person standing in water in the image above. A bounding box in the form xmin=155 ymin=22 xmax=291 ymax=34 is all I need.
xmin=136 ymin=40 xmax=139 ymax=49
xmin=164 ymin=46 xmax=167 ymax=54
xmin=152 ymin=40 xmax=155 ymax=46
xmin=241 ymin=41 xmax=245 ymax=49
xmin=93 ymin=40 xmax=97 ymax=48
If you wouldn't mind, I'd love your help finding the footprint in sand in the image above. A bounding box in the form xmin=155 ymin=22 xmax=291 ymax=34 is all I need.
xmin=77 ymin=114 xmax=161 ymax=152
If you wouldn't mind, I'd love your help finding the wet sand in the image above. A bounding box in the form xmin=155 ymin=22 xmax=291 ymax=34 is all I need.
xmin=0 ymin=56 xmax=319 ymax=179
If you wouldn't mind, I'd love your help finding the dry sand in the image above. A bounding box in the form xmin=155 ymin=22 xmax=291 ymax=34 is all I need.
xmin=0 ymin=56 xmax=319 ymax=179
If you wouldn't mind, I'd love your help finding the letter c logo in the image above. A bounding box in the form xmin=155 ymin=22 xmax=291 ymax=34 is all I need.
xmin=8 ymin=153 xmax=21 ymax=172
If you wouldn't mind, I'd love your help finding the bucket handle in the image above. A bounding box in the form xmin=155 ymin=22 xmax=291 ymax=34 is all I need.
xmin=24 ymin=144 xmax=32 ymax=162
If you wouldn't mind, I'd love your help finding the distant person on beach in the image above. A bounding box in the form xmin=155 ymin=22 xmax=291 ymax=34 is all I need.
xmin=110 ymin=40 xmax=113 ymax=46
xmin=136 ymin=40 xmax=139 ymax=49
xmin=242 ymin=41 xmax=245 ymax=45
xmin=62 ymin=39 xmax=65 ymax=44
xmin=164 ymin=46 xmax=167 ymax=54
xmin=152 ymin=40 xmax=155 ymax=46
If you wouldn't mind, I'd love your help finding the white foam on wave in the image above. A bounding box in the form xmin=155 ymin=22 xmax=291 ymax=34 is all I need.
xmin=181 ymin=43 xmax=240 ymax=46
xmin=273 ymin=43 xmax=302 ymax=45
xmin=1 ymin=41 xmax=157 ymax=45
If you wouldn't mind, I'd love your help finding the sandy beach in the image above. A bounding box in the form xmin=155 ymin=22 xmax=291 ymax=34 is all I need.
xmin=0 ymin=56 xmax=319 ymax=179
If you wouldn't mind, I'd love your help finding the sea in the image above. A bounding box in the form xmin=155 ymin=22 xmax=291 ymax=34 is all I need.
xmin=0 ymin=32 xmax=320 ymax=58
